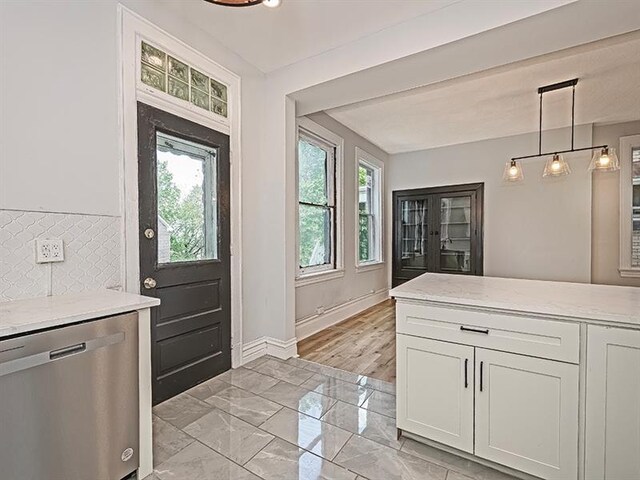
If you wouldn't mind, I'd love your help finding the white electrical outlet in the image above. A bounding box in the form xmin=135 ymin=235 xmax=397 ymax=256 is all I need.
xmin=35 ymin=238 xmax=65 ymax=263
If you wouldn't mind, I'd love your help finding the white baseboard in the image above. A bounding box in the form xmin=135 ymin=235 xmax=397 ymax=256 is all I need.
xmin=295 ymin=288 xmax=390 ymax=341
xmin=241 ymin=336 xmax=298 ymax=365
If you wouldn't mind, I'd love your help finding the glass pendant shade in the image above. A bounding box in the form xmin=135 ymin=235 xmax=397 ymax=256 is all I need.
xmin=503 ymin=159 xmax=524 ymax=182
xmin=543 ymin=154 xmax=571 ymax=177
xmin=589 ymin=147 xmax=620 ymax=171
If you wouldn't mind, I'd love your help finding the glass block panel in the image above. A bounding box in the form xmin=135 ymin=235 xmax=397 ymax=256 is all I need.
xmin=168 ymin=77 xmax=189 ymax=101
xmin=210 ymin=79 xmax=228 ymax=101
xmin=211 ymin=98 xmax=228 ymax=117
xmin=190 ymin=68 xmax=209 ymax=93
xmin=168 ymin=56 xmax=188 ymax=82
xmin=191 ymin=87 xmax=210 ymax=110
xmin=141 ymin=42 xmax=166 ymax=70
xmin=141 ymin=64 xmax=166 ymax=92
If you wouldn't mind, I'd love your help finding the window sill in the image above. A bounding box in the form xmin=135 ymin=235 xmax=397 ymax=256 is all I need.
xmin=296 ymin=269 xmax=345 ymax=287
xmin=619 ymin=267 xmax=640 ymax=278
xmin=356 ymin=261 xmax=385 ymax=273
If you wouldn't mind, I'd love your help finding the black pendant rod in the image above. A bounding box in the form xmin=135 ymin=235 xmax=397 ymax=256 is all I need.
xmin=513 ymin=77 xmax=607 ymax=162
xmin=538 ymin=92 xmax=543 ymax=156
xmin=511 ymin=144 xmax=607 ymax=162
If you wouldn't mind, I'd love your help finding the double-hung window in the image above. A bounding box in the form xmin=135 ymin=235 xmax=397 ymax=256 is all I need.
xmin=356 ymin=148 xmax=383 ymax=268
xmin=620 ymin=134 xmax=640 ymax=277
xmin=297 ymin=119 xmax=343 ymax=279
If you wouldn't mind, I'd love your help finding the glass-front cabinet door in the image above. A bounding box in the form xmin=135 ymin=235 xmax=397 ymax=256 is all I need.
xmin=400 ymin=197 xmax=430 ymax=270
xmin=393 ymin=183 xmax=483 ymax=286
xmin=438 ymin=194 xmax=472 ymax=273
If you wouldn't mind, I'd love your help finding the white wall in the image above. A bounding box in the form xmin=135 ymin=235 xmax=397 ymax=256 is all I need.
xmin=0 ymin=1 xmax=271 ymax=343
xmin=387 ymin=126 xmax=593 ymax=283
xmin=295 ymin=112 xmax=389 ymax=328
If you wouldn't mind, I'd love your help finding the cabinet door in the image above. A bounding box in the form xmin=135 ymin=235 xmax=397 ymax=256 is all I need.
xmin=436 ymin=191 xmax=476 ymax=274
xmin=397 ymin=334 xmax=474 ymax=453
xmin=474 ymin=349 xmax=578 ymax=480
xmin=586 ymin=326 xmax=640 ymax=480
xmin=394 ymin=195 xmax=433 ymax=283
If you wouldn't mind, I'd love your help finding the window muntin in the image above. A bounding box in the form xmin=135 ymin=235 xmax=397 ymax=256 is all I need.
xmin=357 ymin=151 xmax=383 ymax=266
xmin=140 ymin=41 xmax=228 ymax=118
xmin=632 ymin=147 xmax=640 ymax=267
xmin=298 ymin=132 xmax=336 ymax=274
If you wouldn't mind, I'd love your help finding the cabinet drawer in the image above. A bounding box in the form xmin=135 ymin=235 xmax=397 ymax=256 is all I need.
xmin=396 ymin=301 xmax=579 ymax=363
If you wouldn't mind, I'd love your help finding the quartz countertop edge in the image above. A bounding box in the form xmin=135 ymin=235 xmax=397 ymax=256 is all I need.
xmin=0 ymin=290 xmax=161 ymax=338
xmin=390 ymin=273 xmax=640 ymax=327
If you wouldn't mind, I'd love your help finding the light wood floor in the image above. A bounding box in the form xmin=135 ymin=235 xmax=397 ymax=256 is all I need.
xmin=297 ymin=299 xmax=396 ymax=383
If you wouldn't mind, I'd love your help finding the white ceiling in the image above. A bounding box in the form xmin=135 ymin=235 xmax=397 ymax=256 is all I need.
xmin=167 ymin=0 xmax=459 ymax=72
xmin=326 ymin=32 xmax=640 ymax=154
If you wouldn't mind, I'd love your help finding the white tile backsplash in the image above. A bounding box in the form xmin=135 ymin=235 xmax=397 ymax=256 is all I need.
xmin=0 ymin=210 xmax=122 ymax=302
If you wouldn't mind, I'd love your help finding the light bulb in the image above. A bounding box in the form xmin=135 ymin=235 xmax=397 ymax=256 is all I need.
xmin=551 ymin=159 xmax=561 ymax=171
xmin=598 ymin=153 xmax=610 ymax=166
xmin=262 ymin=0 xmax=281 ymax=7
xmin=509 ymin=165 xmax=519 ymax=177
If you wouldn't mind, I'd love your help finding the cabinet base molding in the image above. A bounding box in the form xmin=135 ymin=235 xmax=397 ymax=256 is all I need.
xmin=401 ymin=431 xmax=540 ymax=480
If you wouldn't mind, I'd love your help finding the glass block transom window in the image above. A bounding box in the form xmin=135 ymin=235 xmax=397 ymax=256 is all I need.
xmin=140 ymin=41 xmax=228 ymax=118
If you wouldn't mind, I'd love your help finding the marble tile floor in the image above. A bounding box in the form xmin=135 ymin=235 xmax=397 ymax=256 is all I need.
xmin=147 ymin=355 xmax=517 ymax=480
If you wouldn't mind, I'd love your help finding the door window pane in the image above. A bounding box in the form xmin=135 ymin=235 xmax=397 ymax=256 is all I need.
xmin=440 ymin=196 xmax=471 ymax=272
xmin=401 ymin=199 xmax=428 ymax=268
xmin=632 ymin=147 xmax=640 ymax=266
xmin=156 ymin=132 xmax=218 ymax=263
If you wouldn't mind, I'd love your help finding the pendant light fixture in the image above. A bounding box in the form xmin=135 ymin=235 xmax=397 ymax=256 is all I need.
xmin=589 ymin=146 xmax=620 ymax=171
xmin=503 ymin=159 xmax=524 ymax=182
xmin=543 ymin=153 xmax=571 ymax=177
xmin=204 ymin=0 xmax=281 ymax=7
xmin=506 ymin=78 xmax=618 ymax=182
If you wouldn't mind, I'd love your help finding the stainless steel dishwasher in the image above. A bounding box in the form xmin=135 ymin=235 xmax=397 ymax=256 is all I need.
xmin=0 ymin=312 xmax=139 ymax=480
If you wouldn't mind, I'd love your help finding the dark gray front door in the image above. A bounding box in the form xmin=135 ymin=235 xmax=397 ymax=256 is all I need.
xmin=137 ymin=102 xmax=231 ymax=405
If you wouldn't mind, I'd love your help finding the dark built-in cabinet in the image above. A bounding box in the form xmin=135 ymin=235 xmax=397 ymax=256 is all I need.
xmin=393 ymin=183 xmax=484 ymax=287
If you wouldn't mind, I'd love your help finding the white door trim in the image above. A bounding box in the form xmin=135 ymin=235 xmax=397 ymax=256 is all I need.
xmin=117 ymin=4 xmax=243 ymax=368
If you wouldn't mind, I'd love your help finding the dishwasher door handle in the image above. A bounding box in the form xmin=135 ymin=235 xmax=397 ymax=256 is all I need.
xmin=0 ymin=332 xmax=124 ymax=378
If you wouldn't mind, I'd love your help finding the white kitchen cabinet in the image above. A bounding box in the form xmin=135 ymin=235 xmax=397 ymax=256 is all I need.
xmin=474 ymin=349 xmax=579 ymax=480
xmin=585 ymin=326 xmax=640 ymax=480
xmin=397 ymin=334 xmax=474 ymax=453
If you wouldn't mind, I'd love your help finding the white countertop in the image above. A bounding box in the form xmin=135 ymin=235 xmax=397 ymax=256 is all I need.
xmin=390 ymin=273 xmax=640 ymax=327
xmin=0 ymin=290 xmax=160 ymax=338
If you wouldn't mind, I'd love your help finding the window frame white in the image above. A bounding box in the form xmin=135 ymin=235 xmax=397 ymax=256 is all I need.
xmin=355 ymin=147 xmax=384 ymax=271
xmin=296 ymin=118 xmax=344 ymax=285
xmin=619 ymin=134 xmax=640 ymax=277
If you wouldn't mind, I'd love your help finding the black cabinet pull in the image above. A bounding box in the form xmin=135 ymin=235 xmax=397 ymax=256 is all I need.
xmin=480 ymin=361 xmax=484 ymax=392
xmin=460 ymin=326 xmax=489 ymax=334
xmin=464 ymin=358 xmax=468 ymax=388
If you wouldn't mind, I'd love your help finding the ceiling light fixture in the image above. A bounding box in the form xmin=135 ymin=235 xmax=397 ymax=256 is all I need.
xmin=204 ymin=0 xmax=281 ymax=7
xmin=589 ymin=146 xmax=619 ymax=171
xmin=506 ymin=78 xmax=618 ymax=182
xmin=503 ymin=159 xmax=524 ymax=182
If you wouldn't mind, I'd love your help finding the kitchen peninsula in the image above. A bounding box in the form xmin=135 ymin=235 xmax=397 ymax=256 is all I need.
xmin=390 ymin=273 xmax=640 ymax=480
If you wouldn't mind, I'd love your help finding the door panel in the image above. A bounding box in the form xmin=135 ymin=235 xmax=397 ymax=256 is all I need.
xmin=475 ymin=349 xmax=578 ymax=480
xmin=436 ymin=192 xmax=474 ymax=274
xmin=397 ymin=334 xmax=474 ymax=453
xmin=586 ymin=326 xmax=640 ymax=480
xmin=137 ymin=102 xmax=231 ymax=405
